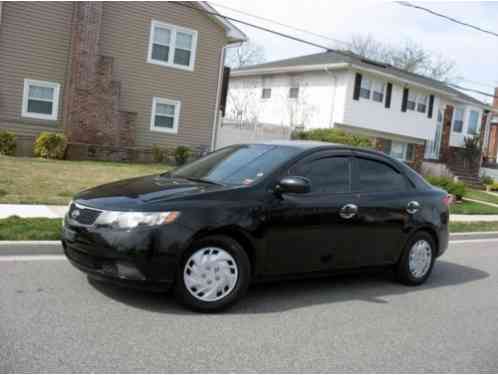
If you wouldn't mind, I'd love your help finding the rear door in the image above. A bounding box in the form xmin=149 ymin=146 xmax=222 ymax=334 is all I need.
xmin=348 ymin=152 xmax=415 ymax=266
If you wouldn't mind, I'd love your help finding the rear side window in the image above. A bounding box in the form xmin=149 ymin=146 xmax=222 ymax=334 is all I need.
xmin=290 ymin=157 xmax=350 ymax=193
xmin=353 ymin=157 xmax=409 ymax=193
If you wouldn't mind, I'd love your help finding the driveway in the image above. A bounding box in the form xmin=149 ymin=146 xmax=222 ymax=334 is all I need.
xmin=1 ymin=239 xmax=497 ymax=372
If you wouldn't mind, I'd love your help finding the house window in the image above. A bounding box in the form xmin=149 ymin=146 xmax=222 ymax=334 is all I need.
xmin=22 ymin=79 xmax=60 ymax=120
xmin=359 ymin=77 xmax=371 ymax=99
xmin=453 ymin=108 xmax=464 ymax=133
xmin=289 ymin=87 xmax=299 ymax=99
xmin=385 ymin=140 xmax=415 ymax=161
xmin=407 ymin=91 xmax=417 ymax=111
xmin=261 ymin=88 xmax=271 ymax=99
xmin=147 ymin=20 xmax=198 ymax=71
xmin=467 ymin=110 xmax=480 ymax=135
xmin=417 ymin=95 xmax=428 ymax=113
xmin=150 ymin=97 xmax=181 ymax=134
xmin=372 ymin=81 xmax=385 ymax=102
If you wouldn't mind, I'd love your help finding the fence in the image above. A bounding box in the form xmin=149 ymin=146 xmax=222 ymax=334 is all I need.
xmin=215 ymin=121 xmax=292 ymax=149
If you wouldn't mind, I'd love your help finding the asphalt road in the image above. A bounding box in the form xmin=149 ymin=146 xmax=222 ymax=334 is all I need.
xmin=1 ymin=238 xmax=498 ymax=372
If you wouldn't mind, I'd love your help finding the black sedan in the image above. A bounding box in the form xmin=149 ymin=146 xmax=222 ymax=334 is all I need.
xmin=62 ymin=141 xmax=449 ymax=312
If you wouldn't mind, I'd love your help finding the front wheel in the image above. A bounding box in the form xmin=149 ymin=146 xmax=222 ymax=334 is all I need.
xmin=174 ymin=235 xmax=250 ymax=312
xmin=396 ymin=232 xmax=436 ymax=286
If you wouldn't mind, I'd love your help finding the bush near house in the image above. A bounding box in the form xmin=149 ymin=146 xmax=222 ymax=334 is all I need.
xmin=425 ymin=175 xmax=466 ymax=200
xmin=0 ymin=131 xmax=16 ymax=156
xmin=291 ymin=128 xmax=373 ymax=148
xmin=34 ymin=132 xmax=67 ymax=160
xmin=174 ymin=145 xmax=193 ymax=165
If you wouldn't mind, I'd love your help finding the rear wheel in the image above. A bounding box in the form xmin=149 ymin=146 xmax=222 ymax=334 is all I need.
xmin=396 ymin=232 xmax=435 ymax=286
xmin=174 ymin=235 xmax=250 ymax=312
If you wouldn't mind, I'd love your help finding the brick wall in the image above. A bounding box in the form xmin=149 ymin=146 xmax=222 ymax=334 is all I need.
xmin=63 ymin=2 xmax=136 ymax=156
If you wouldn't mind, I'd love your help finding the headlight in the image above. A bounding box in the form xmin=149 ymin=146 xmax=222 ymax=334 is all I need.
xmin=94 ymin=211 xmax=180 ymax=230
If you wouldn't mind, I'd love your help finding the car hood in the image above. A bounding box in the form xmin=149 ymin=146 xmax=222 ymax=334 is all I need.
xmin=74 ymin=175 xmax=226 ymax=211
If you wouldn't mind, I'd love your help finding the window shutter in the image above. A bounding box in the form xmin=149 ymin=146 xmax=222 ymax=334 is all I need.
xmin=353 ymin=73 xmax=362 ymax=101
xmin=427 ymin=95 xmax=435 ymax=119
xmin=401 ymin=88 xmax=409 ymax=112
xmin=385 ymin=83 xmax=393 ymax=108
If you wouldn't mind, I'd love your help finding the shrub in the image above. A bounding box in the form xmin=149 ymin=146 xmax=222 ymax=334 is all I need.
xmin=152 ymin=145 xmax=165 ymax=163
xmin=291 ymin=128 xmax=373 ymax=148
xmin=0 ymin=131 xmax=16 ymax=156
xmin=33 ymin=132 xmax=66 ymax=160
xmin=174 ymin=145 xmax=192 ymax=165
xmin=481 ymin=174 xmax=495 ymax=186
xmin=426 ymin=175 xmax=466 ymax=199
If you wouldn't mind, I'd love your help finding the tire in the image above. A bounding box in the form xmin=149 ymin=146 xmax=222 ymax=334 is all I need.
xmin=396 ymin=231 xmax=436 ymax=286
xmin=174 ymin=235 xmax=251 ymax=312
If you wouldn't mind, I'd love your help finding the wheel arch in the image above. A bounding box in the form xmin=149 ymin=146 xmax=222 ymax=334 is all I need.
xmin=398 ymin=226 xmax=440 ymax=263
xmin=188 ymin=226 xmax=258 ymax=276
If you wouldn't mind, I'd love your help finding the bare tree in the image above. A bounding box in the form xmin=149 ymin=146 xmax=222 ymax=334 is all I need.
xmin=348 ymin=34 xmax=457 ymax=82
xmin=225 ymin=42 xmax=266 ymax=69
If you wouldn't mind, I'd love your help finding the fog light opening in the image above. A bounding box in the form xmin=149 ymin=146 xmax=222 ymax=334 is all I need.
xmin=116 ymin=262 xmax=146 ymax=281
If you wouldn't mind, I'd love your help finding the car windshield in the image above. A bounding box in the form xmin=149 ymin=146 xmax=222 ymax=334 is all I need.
xmin=170 ymin=144 xmax=301 ymax=186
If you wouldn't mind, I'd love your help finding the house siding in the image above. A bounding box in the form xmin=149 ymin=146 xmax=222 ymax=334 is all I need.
xmin=0 ymin=2 xmax=72 ymax=138
xmin=99 ymin=2 xmax=227 ymax=150
xmin=341 ymin=70 xmax=440 ymax=142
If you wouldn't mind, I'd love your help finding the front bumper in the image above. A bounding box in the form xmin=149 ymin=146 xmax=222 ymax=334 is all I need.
xmin=61 ymin=222 xmax=188 ymax=289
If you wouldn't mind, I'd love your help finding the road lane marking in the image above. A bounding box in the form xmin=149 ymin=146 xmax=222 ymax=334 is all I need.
xmin=0 ymin=255 xmax=67 ymax=262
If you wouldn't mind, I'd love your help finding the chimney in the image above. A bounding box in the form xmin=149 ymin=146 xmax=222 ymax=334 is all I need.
xmin=494 ymin=87 xmax=498 ymax=109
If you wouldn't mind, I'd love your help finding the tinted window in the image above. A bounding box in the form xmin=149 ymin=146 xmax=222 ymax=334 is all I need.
xmin=290 ymin=157 xmax=350 ymax=193
xmin=353 ymin=158 xmax=409 ymax=192
xmin=171 ymin=144 xmax=300 ymax=186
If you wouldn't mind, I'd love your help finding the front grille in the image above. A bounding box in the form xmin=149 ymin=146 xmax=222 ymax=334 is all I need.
xmin=68 ymin=203 xmax=101 ymax=225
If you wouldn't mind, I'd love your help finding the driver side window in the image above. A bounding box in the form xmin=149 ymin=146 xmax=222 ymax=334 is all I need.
xmin=289 ymin=156 xmax=350 ymax=193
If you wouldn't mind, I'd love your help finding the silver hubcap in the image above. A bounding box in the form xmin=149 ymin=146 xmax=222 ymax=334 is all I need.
xmin=409 ymin=240 xmax=432 ymax=279
xmin=183 ymin=247 xmax=238 ymax=302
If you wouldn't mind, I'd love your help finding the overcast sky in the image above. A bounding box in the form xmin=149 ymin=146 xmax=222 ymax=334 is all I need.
xmin=212 ymin=1 xmax=498 ymax=104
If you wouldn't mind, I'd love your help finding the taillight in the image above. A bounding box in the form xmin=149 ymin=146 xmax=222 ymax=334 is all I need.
xmin=442 ymin=195 xmax=451 ymax=206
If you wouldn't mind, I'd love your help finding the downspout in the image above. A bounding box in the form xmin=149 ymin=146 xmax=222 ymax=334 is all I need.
xmin=324 ymin=66 xmax=337 ymax=128
xmin=210 ymin=41 xmax=243 ymax=151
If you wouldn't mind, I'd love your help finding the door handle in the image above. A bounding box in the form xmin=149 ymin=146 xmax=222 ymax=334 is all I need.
xmin=340 ymin=203 xmax=358 ymax=219
xmin=407 ymin=201 xmax=421 ymax=215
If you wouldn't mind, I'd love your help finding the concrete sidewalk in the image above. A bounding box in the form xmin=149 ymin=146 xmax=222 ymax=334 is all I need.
xmin=2 ymin=203 xmax=498 ymax=223
xmin=0 ymin=204 xmax=67 ymax=219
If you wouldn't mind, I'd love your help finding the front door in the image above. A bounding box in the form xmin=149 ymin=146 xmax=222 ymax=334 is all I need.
xmin=264 ymin=151 xmax=356 ymax=275
xmin=425 ymin=109 xmax=444 ymax=160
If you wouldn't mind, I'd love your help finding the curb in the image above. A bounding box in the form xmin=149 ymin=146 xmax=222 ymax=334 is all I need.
xmin=0 ymin=241 xmax=63 ymax=255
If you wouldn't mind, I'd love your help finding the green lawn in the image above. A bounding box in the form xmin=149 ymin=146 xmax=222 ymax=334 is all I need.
xmin=466 ymin=189 xmax=498 ymax=205
xmin=449 ymin=221 xmax=498 ymax=233
xmin=0 ymin=156 xmax=171 ymax=205
xmin=0 ymin=217 xmax=497 ymax=240
xmin=0 ymin=217 xmax=62 ymax=241
xmin=450 ymin=200 xmax=498 ymax=215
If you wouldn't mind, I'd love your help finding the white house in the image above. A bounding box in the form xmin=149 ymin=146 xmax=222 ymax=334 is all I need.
xmin=225 ymin=51 xmax=491 ymax=184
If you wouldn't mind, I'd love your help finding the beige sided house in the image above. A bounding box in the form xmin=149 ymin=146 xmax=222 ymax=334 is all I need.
xmin=0 ymin=2 xmax=245 ymax=160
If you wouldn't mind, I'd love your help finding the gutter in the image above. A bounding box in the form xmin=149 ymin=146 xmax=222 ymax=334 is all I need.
xmin=231 ymin=63 xmax=350 ymax=77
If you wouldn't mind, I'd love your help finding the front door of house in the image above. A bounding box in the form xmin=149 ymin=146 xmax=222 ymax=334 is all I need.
xmin=425 ymin=109 xmax=443 ymax=160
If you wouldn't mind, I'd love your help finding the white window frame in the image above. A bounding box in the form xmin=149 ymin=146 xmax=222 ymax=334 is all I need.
xmin=452 ymin=107 xmax=465 ymax=134
xmin=467 ymin=109 xmax=480 ymax=136
xmin=371 ymin=80 xmax=385 ymax=103
xmin=147 ymin=20 xmax=198 ymax=72
xmin=407 ymin=91 xmax=417 ymax=111
xmin=21 ymin=79 xmax=60 ymax=121
xmin=359 ymin=77 xmax=371 ymax=99
xmin=150 ymin=97 xmax=181 ymax=134
xmin=416 ymin=94 xmax=428 ymax=113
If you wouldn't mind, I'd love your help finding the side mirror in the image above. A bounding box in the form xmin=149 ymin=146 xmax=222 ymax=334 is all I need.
xmin=275 ymin=176 xmax=311 ymax=194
